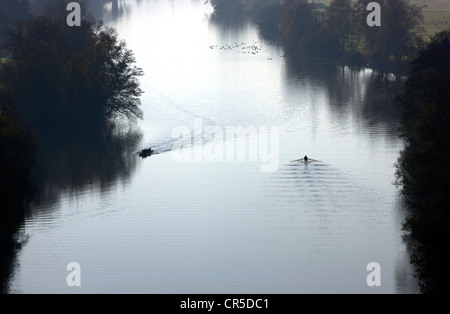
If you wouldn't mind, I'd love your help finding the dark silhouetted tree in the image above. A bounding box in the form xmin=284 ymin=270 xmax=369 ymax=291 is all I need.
xmin=326 ymin=0 xmax=353 ymax=56
xmin=256 ymin=2 xmax=282 ymax=41
xmin=0 ymin=0 xmax=31 ymax=46
xmin=396 ymin=31 xmax=450 ymax=293
xmin=279 ymin=0 xmax=319 ymax=53
xmin=356 ymin=0 xmax=423 ymax=63
xmin=210 ymin=0 xmax=244 ymax=16
xmin=320 ymin=0 xmax=361 ymax=59
xmin=0 ymin=87 xmax=37 ymax=210
xmin=1 ymin=14 xmax=143 ymax=132
xmin=0 ymin=0 xmax=31 ymax=29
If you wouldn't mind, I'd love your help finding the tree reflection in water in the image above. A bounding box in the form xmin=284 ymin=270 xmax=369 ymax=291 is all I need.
xmin=0 ymin=122 xmax=142 ymax=293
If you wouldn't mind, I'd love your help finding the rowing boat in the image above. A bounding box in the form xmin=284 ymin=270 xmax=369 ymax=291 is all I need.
xmin=291 ymin=158 xmax=322 ymax=163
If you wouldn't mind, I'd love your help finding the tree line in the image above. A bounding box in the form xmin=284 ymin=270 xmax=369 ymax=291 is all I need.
xmin=0 ymin=0 xmax=144 ymax=283
xmin=0 ymin=0 xmax=143 ymax=160
xmin=395 ymin=30 xmax=450 ymax=294
xmin=212 ymin=0 xmax=424 ymax=70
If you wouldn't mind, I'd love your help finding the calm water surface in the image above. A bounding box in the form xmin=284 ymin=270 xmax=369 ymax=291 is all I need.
xmin=9 ymin=0 xmax=419 ymax=293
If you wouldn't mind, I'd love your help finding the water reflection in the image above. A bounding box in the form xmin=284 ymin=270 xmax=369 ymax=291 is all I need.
xmin=3 ymin=0 xmax=419 ymax=293
xmin=110 ymin=0 xmax=129 ymax=19
xmin=208 ymin=6 xmax=246 ymax=32
xmin=101 ymin=0 xmax=146 ymax=22
xmin=88 ymin=0 xmax=111 ymax=18
xmin=0 ymin=203 xmax=29 ymax=293
xmin=30 ymin=124 xmax=142 ymax=209
xmin=283 ymin=57 xmax=403 ymax=140
xmin=0 ymin=123 xmax=141 ymax=293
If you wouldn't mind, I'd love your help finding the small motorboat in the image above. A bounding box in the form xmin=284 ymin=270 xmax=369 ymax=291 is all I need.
xmin=138 ymin=148 xmax=158 ymax=158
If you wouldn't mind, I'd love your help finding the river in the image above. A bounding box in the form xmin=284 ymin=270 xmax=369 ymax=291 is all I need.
xmin=7 ymin=0 xmax=419 ymax=293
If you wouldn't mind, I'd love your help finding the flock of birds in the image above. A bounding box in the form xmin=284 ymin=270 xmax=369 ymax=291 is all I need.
xmin=208 ymin=40 xmax=284 ymax=60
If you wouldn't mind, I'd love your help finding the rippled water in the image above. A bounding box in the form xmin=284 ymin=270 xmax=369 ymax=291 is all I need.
xmin=8 ymin=0 xmax=419 ymax=293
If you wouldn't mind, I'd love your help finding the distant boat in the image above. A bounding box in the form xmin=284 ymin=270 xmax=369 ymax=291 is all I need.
xmin=291 ymin=158 xmax=322 ymax=163
xmin=138 ymin=148 xmax=158 ymax=158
